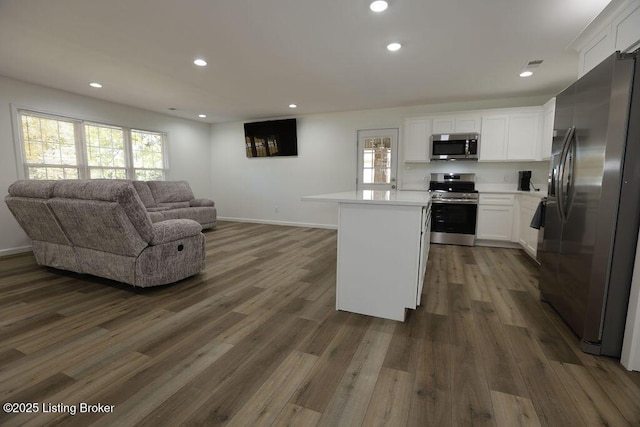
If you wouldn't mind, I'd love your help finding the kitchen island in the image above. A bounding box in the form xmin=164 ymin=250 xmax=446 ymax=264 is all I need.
xmin=302 ymin=190 xmax=431 ymax=321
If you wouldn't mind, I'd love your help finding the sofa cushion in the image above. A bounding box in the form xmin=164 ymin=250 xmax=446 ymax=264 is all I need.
xmin=158 ymin=202 xmax=191 ymax=209
xmin=160 ymin=207 xmax=216 ymax=229
xmin=131 ymin=181 xmax=157 ymax=208
xmin=190 ymin=198 xmax=215 ymax=207
xmin=5 ymin=197 xmax=71 ymax=245
xmin=147 ymin=180 xmax=194 ymax=203
xmin=53 ymin=180 xmax=154 ymax=242
xmin=8 ymin=180 xmax=57 ymax=199
xmin=49 ymin=198 xmax=149 ymax=257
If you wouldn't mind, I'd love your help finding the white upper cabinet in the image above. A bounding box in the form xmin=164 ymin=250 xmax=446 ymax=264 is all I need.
xmin=403 ymin=118 xmax=431 ymax=162
xmin=402 ymin=108 xmax=544 ymax=163
xmin=614 ymin=1 xmax=640 ymax=52
xmin=541 ymin=98 xmax=556 ymax=160
xmin=432 ymin=115 xmax=480 ymax=134
xmin=479 ymin=115 xmax=509 ymax=160
xmin=507 ymin=112 xmax=541 ymax=160
xmin=574 ymin=0 xmax=640 ymax=77
xmin=432 ymin=117 xmax=454 ymax=134
xmin=479 ymin=109 xmax=543 ymax=161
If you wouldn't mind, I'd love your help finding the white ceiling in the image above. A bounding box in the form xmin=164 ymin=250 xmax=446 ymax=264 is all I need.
xmin=0 ymin=0 xmax=612 ymax=123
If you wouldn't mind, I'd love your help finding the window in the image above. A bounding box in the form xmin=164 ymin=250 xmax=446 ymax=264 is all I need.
xmin=17 ymin=110 xmax=167 ymax=180
xmin=21 ymin=114 xmax=79 ymax=180
xmin=131 ymin=130 xmax=165 ymax=180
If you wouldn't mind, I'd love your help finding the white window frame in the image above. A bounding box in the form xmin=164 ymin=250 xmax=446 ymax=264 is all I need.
xmin=11 ymin=105 xmax=169 ymax=181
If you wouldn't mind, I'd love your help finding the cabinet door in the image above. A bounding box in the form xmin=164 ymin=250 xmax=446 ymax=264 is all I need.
xmin=477 ymin=205 xmax=513 ymax=241
xmin=519 ymin=206 xmax=532 ymax=247
xmin=417 ymin=206 xmax=431 ymax=306
xmin=403 ymin=118 xmax=431 ymax=162
xmin=541 ymin=98 xmax=555 ymax=160
xmin=507 ymin=112 xmax=541 ymax=160
xmin=432 ymin=117 xmax=455 ymax=134
xmin=432 ymin=116 xmax=480 ymax=134
xmin=613 ymin=1 xmax=640 ymax=53
xmin=479 ymin=115 xmax=509 ymax=161
xmin=519 ymin=197 xmax=540 ymax=257
xmin=455 ymin=116 xmax=481 ymax=133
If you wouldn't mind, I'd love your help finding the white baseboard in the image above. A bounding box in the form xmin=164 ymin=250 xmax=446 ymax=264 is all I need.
xmin=218 ymin=216 xmax=337 ymax=230
xmin=0 ymin=245 xmax=32 ymax=258
xmin=475 ymin=239 xmax=521 ymax=249
xmin=475 ymin=240 xmax=540 ymax=263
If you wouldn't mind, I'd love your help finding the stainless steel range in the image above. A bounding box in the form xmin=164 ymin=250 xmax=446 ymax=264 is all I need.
xmin=429 ymin=173 xmax=478 ymax=246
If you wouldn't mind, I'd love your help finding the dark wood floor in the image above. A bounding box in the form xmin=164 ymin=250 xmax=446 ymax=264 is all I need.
xmin=1 ymin=221 xmax=640 ymax=426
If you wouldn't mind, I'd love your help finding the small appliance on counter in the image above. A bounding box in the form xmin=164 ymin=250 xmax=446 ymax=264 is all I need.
xmin=518 ymin=170 xmax=532 ymax=191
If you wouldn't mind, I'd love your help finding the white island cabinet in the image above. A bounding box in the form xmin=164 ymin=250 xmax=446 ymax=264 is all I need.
xmin=302 ymin=191 xmax=431 ymax=321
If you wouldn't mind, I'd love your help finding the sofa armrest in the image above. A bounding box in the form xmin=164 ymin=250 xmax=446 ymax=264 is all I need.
xmin=190 ymin=198 xmax=215 ymax=207
xmin=150 ymin=219 xmax=202 ymax=245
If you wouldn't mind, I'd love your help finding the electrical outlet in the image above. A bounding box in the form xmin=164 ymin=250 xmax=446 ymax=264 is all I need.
xmin=503 ymin=175 xmax=510 ymax=183
xmin=275 ymin=206 xmax=279 ymax=213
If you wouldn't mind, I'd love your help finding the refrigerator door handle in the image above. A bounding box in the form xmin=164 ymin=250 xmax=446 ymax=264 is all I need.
xmin=557 ymin=126 xmax=575 ymax=222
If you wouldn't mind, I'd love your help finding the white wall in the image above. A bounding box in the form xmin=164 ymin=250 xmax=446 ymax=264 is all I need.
xmin=0 ymin=75 xmax=212 ymax=255
xmin=210 ymin=96 xmax=551 ymax=228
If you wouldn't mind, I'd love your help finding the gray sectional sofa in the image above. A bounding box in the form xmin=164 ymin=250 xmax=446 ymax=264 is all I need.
xmin=132 ymin=180 xmax=217 ymax=229
xmin=5 ymin=179 xmax=208 ymax=287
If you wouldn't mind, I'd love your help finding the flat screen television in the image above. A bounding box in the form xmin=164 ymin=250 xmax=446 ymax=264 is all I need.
xmin=244 ymin=118 xmax=298 ymax=157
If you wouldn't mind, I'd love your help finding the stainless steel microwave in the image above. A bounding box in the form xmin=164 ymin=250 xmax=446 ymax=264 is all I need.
xmin=430 ymin=133 xmax=479 ymax=161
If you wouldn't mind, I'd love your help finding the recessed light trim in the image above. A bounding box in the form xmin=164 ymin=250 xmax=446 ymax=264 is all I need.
xmin=89 ymin=82 xmax=102 ymax=88
xmin=370 ymin=1 xmax=388 ymax=12
xmin=387 ymin=42 xmax=402 ymax=52
xmin=198 ymin=114 xmax=207 ymax=118
xmin=193 ymin=58 xmax=207 ymax=67
xmin=289 ymin=104 xmax=297 ymax=108
xmin=520 ymin=71 xmax=534 ymax=77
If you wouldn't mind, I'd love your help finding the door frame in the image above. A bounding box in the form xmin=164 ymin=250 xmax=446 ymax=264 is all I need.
xmin=356 ymin=128 xmax=399 ymax=191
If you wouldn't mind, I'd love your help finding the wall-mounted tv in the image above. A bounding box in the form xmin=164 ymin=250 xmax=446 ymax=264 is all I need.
xmin=244 ymin=118 xmax=298 ymax=158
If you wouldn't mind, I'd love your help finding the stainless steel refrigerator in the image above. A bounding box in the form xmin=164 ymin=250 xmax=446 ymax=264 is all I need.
xmin=539 ymin=50 xmax=640 ymax=357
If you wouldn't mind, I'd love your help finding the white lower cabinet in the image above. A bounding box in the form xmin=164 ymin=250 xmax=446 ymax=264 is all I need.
xmin=476 ymin=194 xmax=515 ymax=241
xmin=477 ymin=206 xmax=514 ymax=241
xmin=476 ymin=192 xmax=543 ymax=260
xmin=519 ymin=195 xmax=541 ymax=257
xmin=337 ymin=202 xmax=430 ymax=321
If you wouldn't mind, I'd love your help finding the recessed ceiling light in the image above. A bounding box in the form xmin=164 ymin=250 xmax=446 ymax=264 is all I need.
xmin=289 ymin=104 xmax=297 ymax=108
xmin=387 ymin=42 xmax=402 ymax=52
xmin=193 ymin=58 xmax=207 ymax=67
xmin=89 ymin=82 xmax=102 ymax=88
xmin=520 ymin=71 xmax=534 ymax=77
xmin=370 ymin=1 xmax=388 ymax=12
xmin=198 ymin=114 xmax=207 ymax=118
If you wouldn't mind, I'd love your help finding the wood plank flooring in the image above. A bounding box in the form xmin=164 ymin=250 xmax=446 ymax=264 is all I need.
xmin=1 ymin=221 xmax=640 ymax=426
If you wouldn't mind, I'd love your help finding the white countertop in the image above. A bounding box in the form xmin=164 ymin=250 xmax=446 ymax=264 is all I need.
xmin=475 ymin=183 xmax=547 ymax=198
xmin=302 ymin=190 xmax=431 ymax=207
xmin=478 ymin=189 xmax=548 ymax=198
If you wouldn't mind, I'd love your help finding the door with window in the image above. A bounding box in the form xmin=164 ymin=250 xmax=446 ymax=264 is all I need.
xmin=356 ymin=129 xmax=398 ymax=191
